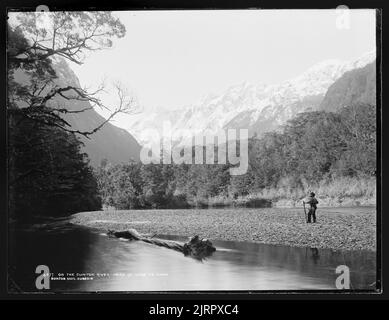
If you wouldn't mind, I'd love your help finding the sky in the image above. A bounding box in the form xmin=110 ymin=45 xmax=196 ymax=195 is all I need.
xmin=69 ymin=9 xmax=376 ymax=118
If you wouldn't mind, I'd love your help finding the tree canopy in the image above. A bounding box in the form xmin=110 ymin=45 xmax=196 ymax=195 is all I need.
xmin=8 ymin=12 xmax=128 ymax=219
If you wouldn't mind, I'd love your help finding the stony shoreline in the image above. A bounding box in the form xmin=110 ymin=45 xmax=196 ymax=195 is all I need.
xmin=71 ymin=207 xmax=376 ymax=252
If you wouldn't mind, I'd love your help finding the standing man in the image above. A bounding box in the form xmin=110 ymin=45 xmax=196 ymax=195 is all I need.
xmin=304 ymin=192 xmax=319 ymax=223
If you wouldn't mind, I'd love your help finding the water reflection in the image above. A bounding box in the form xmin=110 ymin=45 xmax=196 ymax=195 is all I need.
xmin=9 ymin=224 xmax=376 ymax=292
xmin=310 ymin=248 xmax=320 ymax=265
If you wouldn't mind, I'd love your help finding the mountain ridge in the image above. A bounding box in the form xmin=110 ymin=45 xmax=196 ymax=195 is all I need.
xmin=127 ymin=50 xmax=376 ymax=146
xmin=12 ymin=57 xmax=142 ymax=167
xmin=51 ymin=58 xmax=142 ymax=166
xmin=319 ymin=61 xmax=376 ymax=111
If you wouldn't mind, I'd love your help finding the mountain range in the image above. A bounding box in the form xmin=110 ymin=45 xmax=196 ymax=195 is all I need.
xmin=126 ymin=50 xmax=376 ymax=147
xmin=14 ymin=50 xmax=375 ymax=166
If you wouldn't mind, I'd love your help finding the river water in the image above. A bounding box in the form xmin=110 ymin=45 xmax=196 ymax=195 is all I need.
xmin=8 ymin=219 xmax=376 ymax=292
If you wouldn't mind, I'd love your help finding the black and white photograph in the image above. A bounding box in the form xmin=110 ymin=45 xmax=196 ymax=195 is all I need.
xmin=5 ymin=7 xmax=380 ymax=295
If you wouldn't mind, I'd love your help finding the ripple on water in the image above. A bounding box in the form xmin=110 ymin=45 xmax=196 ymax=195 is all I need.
xmin=91 ymin=220 xmax=150 ymax=224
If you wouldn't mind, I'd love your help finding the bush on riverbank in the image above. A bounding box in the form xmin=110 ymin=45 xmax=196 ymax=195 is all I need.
xmin=96 ymin=175 xmax=375 ymax=210
xmin=241 ymin=176 xmax=375 ymax=207
xmin=95 ymin=104 xmax=376 ymax=210
xmin=192 ymin=176 xmax=375 ymax=208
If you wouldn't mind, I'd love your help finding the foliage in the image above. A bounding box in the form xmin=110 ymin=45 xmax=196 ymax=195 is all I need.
xmin=9 ymin=115 xmax=101 ymax=219
xmin=7 ymin=12 xmax=127 ymax=219
xmin=8 ymin=13 xmax=132 ymax=137
xmin=95 ymin=104 xmax=376 ymax=209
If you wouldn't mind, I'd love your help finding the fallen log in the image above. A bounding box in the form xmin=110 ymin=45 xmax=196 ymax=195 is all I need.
xmin=107 ymin=229 xmax=216 ymax=260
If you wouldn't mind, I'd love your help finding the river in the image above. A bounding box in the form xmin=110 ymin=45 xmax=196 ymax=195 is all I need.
xmin=8 ymin=217 xmax=376 ymax=292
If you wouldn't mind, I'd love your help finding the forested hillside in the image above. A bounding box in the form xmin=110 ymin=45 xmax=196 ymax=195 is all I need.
xmin=95 ymin=60 xmax=377 ymax=210
xmin=96 ymin=104 xmax=376 ymax=209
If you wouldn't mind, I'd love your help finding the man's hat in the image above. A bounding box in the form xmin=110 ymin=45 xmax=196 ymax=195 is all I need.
xmin=310 ymin=192 xmax=315 ymax=197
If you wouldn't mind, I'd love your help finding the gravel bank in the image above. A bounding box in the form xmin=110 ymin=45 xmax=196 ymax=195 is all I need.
xmin=71 ymin=207 xmax=376 ymax=252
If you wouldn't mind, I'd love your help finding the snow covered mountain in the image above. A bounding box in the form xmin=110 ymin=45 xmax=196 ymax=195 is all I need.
xmin=126 ymin=50 xmax=376 ymax=147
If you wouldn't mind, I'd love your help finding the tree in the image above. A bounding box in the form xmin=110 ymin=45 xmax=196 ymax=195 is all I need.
xmin=337 ymin=104 xmax=376 ymax=176
xmin=141 ymin=164 xmax=170 ymax=208
xmin=10 ymin=12 xmax=125 ymax=65
xmin=9 ymin=114 xmax=101 ymax=219
xmin=7 ymin=12 xmax=130 ymax=219
xmin=109 ymin=164 xmax=142 ymax=210
xmin=8 ymin=12 xmax=134 ymax=136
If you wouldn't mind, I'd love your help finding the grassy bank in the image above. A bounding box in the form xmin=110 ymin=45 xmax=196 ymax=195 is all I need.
xmin=71 ymin=206 xmax=376 ymax=252
xmin=197 ymin=176 xmax=376 ymax=208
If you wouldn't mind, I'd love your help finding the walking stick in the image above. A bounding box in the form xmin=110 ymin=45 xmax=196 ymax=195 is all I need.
xmin=303 ymin=201 xmax=307 ymax=223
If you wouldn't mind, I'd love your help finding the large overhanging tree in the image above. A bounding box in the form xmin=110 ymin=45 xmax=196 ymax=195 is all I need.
xmin=7 ymin=11 xmax=134 ymax=218
xmin=8 ymin=11 xmax=135 ymax=136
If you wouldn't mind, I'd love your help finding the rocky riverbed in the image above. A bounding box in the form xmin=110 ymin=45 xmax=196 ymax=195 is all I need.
xmin=71 ymin=207 xmax=376 ymax=252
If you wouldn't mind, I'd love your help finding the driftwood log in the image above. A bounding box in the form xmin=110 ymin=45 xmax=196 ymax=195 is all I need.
xmin=107 ymin=229 xmax=216 ymax=260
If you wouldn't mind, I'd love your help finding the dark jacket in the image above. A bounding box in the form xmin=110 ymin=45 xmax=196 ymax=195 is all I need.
xmin=305 ymin=196 xmax=318 ymax=209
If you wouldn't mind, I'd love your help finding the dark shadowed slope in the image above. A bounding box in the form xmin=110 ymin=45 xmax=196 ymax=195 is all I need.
xmin=49 ymin=58 xmax=141 ymax=166
xmin=319 ymin=61 xmax=376 ymax=112
xmin=12 ymin=57 xmax=142 ymax=166
xmin=64 ymin=110 xmax=141 ymax=167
